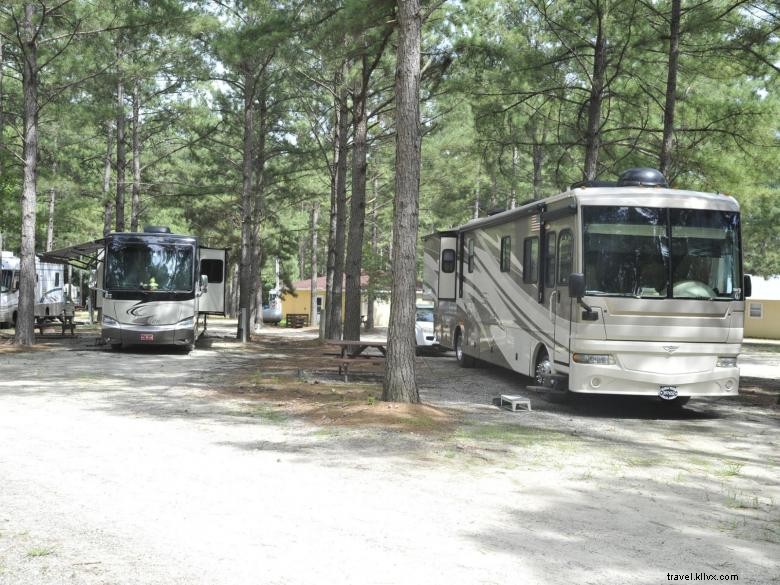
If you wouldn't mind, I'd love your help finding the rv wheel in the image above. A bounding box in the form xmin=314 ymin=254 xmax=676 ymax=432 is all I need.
xmin=455 ymin=331 xmax=474 ymax=368
xmin=535 ymin=349 xmax=553 ymax=386
xmin=110 ymin=343 xmax=122 ymax=351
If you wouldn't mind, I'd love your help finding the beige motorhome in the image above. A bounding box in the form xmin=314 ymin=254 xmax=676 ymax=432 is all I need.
xmin=423 ymin=168 xmax=750 ymax=406
xmin=44 ymin=228 xmax=227 ymax=350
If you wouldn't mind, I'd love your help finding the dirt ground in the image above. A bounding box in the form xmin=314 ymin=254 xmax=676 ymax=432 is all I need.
xmin=0 ymin=318 xmax=778 ymax=585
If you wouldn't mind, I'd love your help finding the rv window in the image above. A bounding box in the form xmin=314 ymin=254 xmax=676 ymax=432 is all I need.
xmin=545 ymin=232 xmax=556 ymax=288
xmin=558 ymin=230 xmax=573 ymax=285
xmin=201 ymin=259 xmax=224 ymax=284
xmin=500 ymin=236 xmax=511 ymax=272
xmin=441 ymin=249 xmax=456 ymax=274
xmin=523 ymin=237 xmax=539 ymax=284
xmin=468 ymin=239 xmax=475 ymax=273
xmin=55 ymin=273 xmax=60 ymax=287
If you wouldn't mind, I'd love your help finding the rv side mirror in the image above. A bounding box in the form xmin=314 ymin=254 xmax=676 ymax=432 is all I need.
xmin=568 ymin=273 xmax=586 ymax=298
xmin=200 ymin=274 xmax=209 ymax=293
xmin=743 ymin=274 xmax=752 ymax=298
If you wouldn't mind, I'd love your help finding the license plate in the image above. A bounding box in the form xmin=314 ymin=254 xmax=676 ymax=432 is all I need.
xmin=659 ymin=385 xmax=679 ymax=400
xmin=139 ymin=333 xmax=155 ymax=342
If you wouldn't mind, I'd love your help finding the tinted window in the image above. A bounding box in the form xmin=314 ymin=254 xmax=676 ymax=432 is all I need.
xmin=201 ymin=259 xmax=224 ymax=284
xmin=441 ymin=249 xmax=456 ymax=273
xmin=523 ymin=237 xmax=539 ymax=283
xmin=558 ymin=230 xmax=573 ymax=285
xmin=500 ymin=236 xmax=511 ymax=273
xmin=545 ymin=232 xmax=556 ymax=288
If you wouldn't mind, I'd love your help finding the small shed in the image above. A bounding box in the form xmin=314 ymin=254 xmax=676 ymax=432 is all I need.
xmin=744 ymin=275 xmax=780 ymax=340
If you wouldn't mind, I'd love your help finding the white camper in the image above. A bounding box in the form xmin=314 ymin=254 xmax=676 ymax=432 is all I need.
xmin=0 ymin=251 xmax=65 ymax=327
xmin=423 ymin=168 xmax=749 ymax=406
xmin=44 ymin=227 xmax=227 ymax=350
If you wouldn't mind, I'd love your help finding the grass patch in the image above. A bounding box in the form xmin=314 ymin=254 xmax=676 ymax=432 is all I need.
xmin=26 ymin=547 xmax=54 ymax=558
xmin=245 ymin=405 xmax=289 ymax=424
xmin=715 ymin=461 xmax=744 ymax=477
xmin=455 ymin=423 xmax=574 ymax=446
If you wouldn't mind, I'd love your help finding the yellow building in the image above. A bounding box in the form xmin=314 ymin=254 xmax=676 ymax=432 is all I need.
xmin=744 ymin=276 xmax=780 ymax=340
xmin=280 ymin=274 xmax=391 ymax=327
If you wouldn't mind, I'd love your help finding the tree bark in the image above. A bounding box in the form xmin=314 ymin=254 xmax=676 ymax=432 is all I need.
xmin=309 ymin=201 xmax=319 ymax=325
xmin=659 ymin=0 xmax=681 ymax=179
xmin=583 ymin=3 xmax=608 ymax=181
xmin=115 ymin=62 xmax=126 ymax=232
xmin=102 ymin=122 xmax=114 ymax=236
xmin=366 ymin=175 xmax=378 ymax=330
xmin=130 ymin=78 xmax=141 ymax=232
xmin=344 ymin=55 xmax=370 ymax=341
xmin=325 ymin=73 xmax=349 ymax=340
xmin=383 ymin=0 xmax=422 ymax=403
xmin=251 ymin=89 xmax=268 ymax=333
xmin=46 ymin=186 xmax=56 ymax=252
xmin=0 ymin=39 xmax=5 ymax=178
xmin=237 ymin=69 xmax=255 ymax=338
xmin=16 ymin=4 xmax=38 ymax=346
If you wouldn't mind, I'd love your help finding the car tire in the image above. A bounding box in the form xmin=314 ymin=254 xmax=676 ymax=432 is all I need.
xmin=455 ymin=330 xmax=475 ymax=368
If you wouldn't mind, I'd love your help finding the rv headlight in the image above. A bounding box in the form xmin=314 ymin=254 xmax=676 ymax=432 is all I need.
xmin=102 ymin=315 xmax=118 ymax=327
xmin=572 ymin=353 xmax=615 ymax=365
xmin=716 ymin=356 xmax=738 ymax=368
xmin=177 ymin=316 xmax=195 ymax=328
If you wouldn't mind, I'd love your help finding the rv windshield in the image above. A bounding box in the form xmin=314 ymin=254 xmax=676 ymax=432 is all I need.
xmin=583 ymin=206 xmax=741 ymax=300
xmin=0 ymin=270 xmax=11 ymax=293
xmin=105 ymin=242 xmax=194 ymax=292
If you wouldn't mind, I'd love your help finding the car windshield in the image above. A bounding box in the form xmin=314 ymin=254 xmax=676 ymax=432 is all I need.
xmin=583 ymin=206 xmax=741 ymax=300
xmin=416 ymin=308 xmax=434 ymax=322
xmin=105 ymin=242 xmax=194 ymax=292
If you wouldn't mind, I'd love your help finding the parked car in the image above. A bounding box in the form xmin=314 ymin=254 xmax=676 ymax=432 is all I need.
xmin=415 ymin=305 xmax=439 ymax=352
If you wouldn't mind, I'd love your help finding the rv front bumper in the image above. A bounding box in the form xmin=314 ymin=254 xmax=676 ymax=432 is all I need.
xmin=567 ymin=341 xmax=741 ymax=397
xmin=102 ymin=322 xmax=195 ymax=347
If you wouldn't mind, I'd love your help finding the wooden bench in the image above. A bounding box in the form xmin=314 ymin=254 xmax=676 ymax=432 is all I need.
xmin=285 ymin=313 xmax=309 ymax=328
xmin=335 ymin=356 xmax=385 ymax=382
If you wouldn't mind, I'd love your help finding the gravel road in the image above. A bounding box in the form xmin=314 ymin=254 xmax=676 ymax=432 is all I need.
xmin=1 ymin=322 xmax=778 ymax=585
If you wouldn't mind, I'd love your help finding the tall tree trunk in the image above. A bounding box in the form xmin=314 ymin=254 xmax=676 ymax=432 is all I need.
xmin=366 ymin=175 xmax=378 ymax=330
xmin=659 ymin=0 xmax=681 ymax=179
xmin=251 ymin=89 xmax=268 ymax=333
xmin=473 ymin=159 xmax=480 ymax=219
xmin=309 ymin=201 xmax=319 ymax=325
xmin=298 ymin=234 xmax=306 ymax=280
xmin=383 ymin=0 xmax=421 ymax=403
xmin=102 ymin=122 xmax=114 ymax=236
xmin=237 ymin=70 xmax=255 ymax=338
xmin=0 ymin=39 xmax=5 ymax=177
xmin=130 ymin=79 xmax=141 ymax=232
xmin=583 ymin=4 xmax=608 ymax=181
xmin=115 ymin=65 xmax=126 ymax=231
xmin=532 ymin=130 xmax=544 ymax=199
xmin=325 ymin=76 xmax=349 ymax=339
xmin=344 ymin=56 xmax=370 ymax=341
xmin=45 ymin=144 xmax=57 ymax=252
xmin=16 ymin=4 xmax=38 ymax=346
xmin=46 ymin=187 xmax=56 ymax=251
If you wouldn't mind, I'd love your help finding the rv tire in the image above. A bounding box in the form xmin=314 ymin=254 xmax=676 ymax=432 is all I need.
xmin=455 ymin=331 xmax=475 ymax=368
xmin=110 ymin=343 xmax=122 ymax=351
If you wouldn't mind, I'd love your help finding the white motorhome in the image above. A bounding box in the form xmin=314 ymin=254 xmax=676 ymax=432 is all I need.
xmin=45 ymin=227 xmax=227 ymax=350
xmin=0 ymin=250 xmax=65 ymax=327
xmin=423 ymin=168 xmax=750 ymax=405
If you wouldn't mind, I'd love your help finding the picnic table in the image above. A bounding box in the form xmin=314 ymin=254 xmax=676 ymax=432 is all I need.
xmin=324 ymin=339 xmax=387 ymax=381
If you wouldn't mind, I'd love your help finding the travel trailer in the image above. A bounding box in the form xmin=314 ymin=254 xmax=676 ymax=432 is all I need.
xmin=423 ymin=168 xmax=750 ymax=405
xmin=0 ymin=251 xmax=65 ymax=327
xmin=45 ymin=227 xmax=227 ymax=350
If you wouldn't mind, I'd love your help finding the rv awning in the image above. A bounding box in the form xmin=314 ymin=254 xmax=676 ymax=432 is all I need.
xmin=40 ymin=238 xmax=106 ymax=270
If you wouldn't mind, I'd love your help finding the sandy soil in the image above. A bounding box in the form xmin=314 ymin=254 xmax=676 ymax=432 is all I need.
xmin=0 ymin=319 xmax=778 ymax=585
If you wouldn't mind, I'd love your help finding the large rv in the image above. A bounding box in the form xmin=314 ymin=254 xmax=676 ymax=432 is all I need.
xmin=423 ymin=168 xmax=750 ymax=405
xmin=45 ymin=227 xmax=227 ymax=350
xmin=0 ymin=251 xmax=65 ymax=327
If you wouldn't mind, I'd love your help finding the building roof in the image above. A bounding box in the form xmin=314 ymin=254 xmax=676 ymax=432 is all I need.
xmin=749 ymin=275 xmax=780 ymax=301
xmin=289 ymin=273 xmax=370 ymax=293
